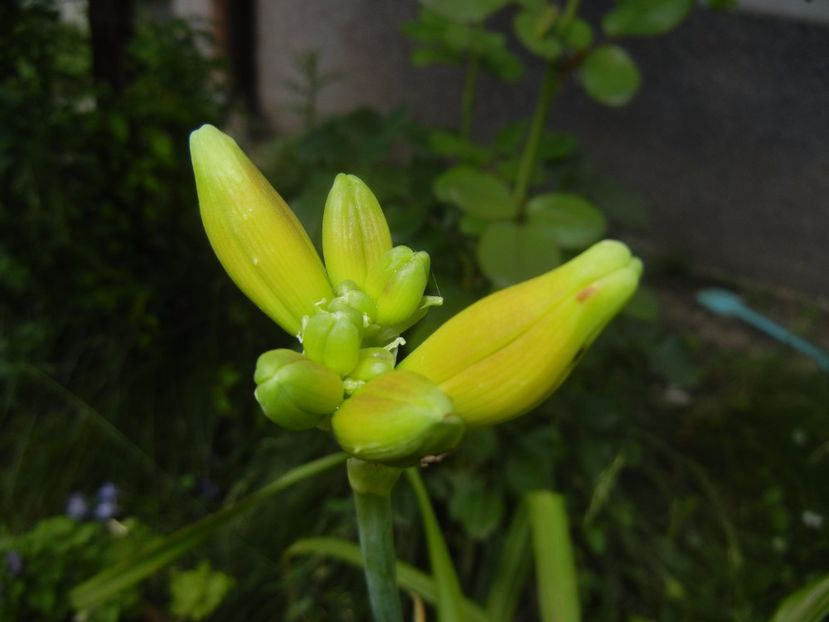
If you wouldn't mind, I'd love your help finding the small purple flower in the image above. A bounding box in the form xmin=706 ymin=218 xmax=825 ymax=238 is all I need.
xmin=97 ymin=482 xmax=119 ymax=504
xmin=94 ymin=500 xmax=118 ymax=521
xmin=66 ymin=492 xmax=88 ymax=520
xmin=5 ymin=551 xmax=23 ymax=577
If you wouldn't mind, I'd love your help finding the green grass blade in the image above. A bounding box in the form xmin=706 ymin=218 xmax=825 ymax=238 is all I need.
xmin=286 ymin=537 xmax=490 ymax=622
xmin=485 ymin=503 xmax=532 ymax=621
xmin=406 ymin=468 xmax=469 ymax=622
xmin=526 ymin=491 xmax=581 ymax=622
xmin=771 ymin=574 xmax=829 ymax=622
xmin=70 ymin=453 xmax=347 ymax=610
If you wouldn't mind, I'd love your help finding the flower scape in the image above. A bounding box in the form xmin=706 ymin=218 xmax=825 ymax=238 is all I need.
xmin=190 ymin=124 xmax=642 ymax=467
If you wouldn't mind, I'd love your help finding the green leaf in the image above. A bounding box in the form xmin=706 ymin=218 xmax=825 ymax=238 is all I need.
xmin=526 ymin=193 xmax=607 ymax=250
xmin=448 ymin=472 xmax=504 ymax=539
xmin=603 ymin=0 xmax=694 ymax=37
xmin=70 ymin=453 xmax=347 ymax=611
xmin=434 ymin=166 xmax=516 ymax=219
xmin=406 ymin=469 xmax=468 ymax=622
xmin=459 ymin=214 xmax=490 ymax=237
xmin=485 ymin=505 xmax=532 ymax=621
xmin=560 ymin=18 xmax=593 ymax=51
xmin=513 ymin=6 xmax=563 ymax=60
xmin=580 ymin=45 xmax=641 ymax=107
xmin=477 ymin=222 xmax=562 ymax=288
xmin=771 ymin=574 xmax=829 ymax=622
xmin=285 ymin=538 xmax=491 ymax=622
xmin=429 ymin=130 xmax=492 ymax=165
xmin=411 ymin=46 xmax=463 ymax=67
xmin=169 ymin=561 xmax=235 ymax=621
xmin=422 ymin=0 xmax=510 ymax=24
xmin=526 ymin=491 xmax=581 ymax=622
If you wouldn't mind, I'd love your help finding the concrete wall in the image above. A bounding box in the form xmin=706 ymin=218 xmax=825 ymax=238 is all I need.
xmin=250 ymin=1 xmax=828 ymax=297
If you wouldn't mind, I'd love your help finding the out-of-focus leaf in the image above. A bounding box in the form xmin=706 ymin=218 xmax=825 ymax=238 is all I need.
xmin=285 ymin=538 xmax=491 ymax=622
xmin=771 ymin=574 xmax=829 ymax=622
xmin=560 ymin=18 xmax=593 ymax=51
xmin=485 ymin=505 xmax=532 ymax=621
xmin=429 ymin=130 xmax=492 ymax=165
xmin=526 ymin=193 xmax=607 ymax=250
xmin=406 ymin=469 xmax=468 ymax=622
xmin=526 ymin=491 xmax=581 ymax=622
xmin=580 ymin=45 xmax=641 ymax=107
xmin=538 ymin=131 xmax=578 ymax=161
xmin=513 ymin=6 xmax=562 ymax=60
xmin=434 ymin=166 xmax=516 ymax=219
xmin=459 ymin=214 xmax=490 ymax=237
xmin=169 ymin=561 xmax=235 ymax=621
xmin=603 ymin=0 xmax=694 ymax=37
xmin=422 ymin=0 xmax=510 ymax=24
xmin=448 ymin=472 xmax=504 ymax=539
xmin=477 ymin=222 xmax=562 ymax=287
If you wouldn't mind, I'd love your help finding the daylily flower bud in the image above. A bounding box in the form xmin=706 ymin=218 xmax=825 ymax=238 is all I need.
xmin=328 ymin=281 xmax=377 ymax=324
xmin=190 ymin=124 xmax=333 ymax=335
xmin=254 ymin=349 xmax=344 ymax=430
xmin=364 ymin=246 xmax=431 ymax=327
xmin=343 ymin=347 xmax=398 ymax=394
xmin=331 ymin=370 xmax=465 ymax=466
xmin=322 ymin=173 xmax=393 ymax=290
xmin=400 ymin=240 xmax=642 ymax=426
xmin=301 ymin=309 xmax=363 ymax=376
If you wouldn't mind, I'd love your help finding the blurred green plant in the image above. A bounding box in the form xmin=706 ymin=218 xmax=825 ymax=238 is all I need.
xmin=405 ymin=0 xmax=726 ymax=289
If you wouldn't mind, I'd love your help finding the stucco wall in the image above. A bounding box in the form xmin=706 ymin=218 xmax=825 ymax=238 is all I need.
xmin=252 ymin=1 xmax=828 ymax=297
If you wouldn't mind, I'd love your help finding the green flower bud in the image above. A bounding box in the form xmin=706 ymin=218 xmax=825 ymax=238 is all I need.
xmin=190 ymin=125 xmax=333 ymax=336
xmin=322 ymin=173 xmax=393 ymax=290
xmin=346 ymin=458 xmax=402 ymax=496
xmin=331 ymin=370 xmax=465 ymax=467
xmin=400 ymin=240 xmax=642 ymax=426
xmin=301 ymin=309 xmax=363 ymax=376
xmin=328 ymin=281 xmax=377 ymax=324
xmin=254 ymin=349 xmax=344 ymax=430
xmin=364 ymin=246 xmax=431 ymax=327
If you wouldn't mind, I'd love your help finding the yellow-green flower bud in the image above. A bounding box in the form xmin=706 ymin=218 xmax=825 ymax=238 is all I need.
xmin=328 ymin=281 xmax=377 ymax=324
xmin=190 ymin=125 xmax=333 ymax=335
xmin=301 ymin=309 xmax=363 ymax=376
xmin=254 ymin=349 xmax=344 ymax=430
xmin=400 ymin=240 xmax=642 ymax=426
xmin=322 ymin=173 xmax=393 ymax=290
xmin=364 ymin=246 xmax=431 ymax=327
xmin=331 ymin=370 xmax=465 ymax=466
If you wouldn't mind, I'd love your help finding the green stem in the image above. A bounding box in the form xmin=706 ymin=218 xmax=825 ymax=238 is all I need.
xmin=354 ymin=490 xmax=404 ymax=622
xmin=512 ymin=62 xmax=559 ymax=215
xmin=460 ymin=54 xmax=480 ymax=140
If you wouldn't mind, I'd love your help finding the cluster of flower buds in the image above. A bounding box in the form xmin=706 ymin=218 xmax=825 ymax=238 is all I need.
xmin=190 ymin=125 xmax=641 ymax=467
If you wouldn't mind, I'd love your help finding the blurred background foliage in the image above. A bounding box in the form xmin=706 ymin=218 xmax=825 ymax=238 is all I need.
xmin=0 ymin=0 xmax=827 ymax=620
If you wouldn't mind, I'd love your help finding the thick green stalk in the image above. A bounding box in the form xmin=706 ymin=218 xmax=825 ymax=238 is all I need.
xmin=460 ymin=54 xmax=480 ymax=140
xmin=354 ymin=490 xmax=404 ymax=622
xmin=513 ymin=62 xmax=559 ymax=215
xmin=349 ymin=459 xmax=404 ymax=622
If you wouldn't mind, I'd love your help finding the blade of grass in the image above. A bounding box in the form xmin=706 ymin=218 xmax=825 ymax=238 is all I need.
xmin=286 ymin=537 xmax=490 ymax=622
xmin=526 ymin=491 xmax=581 ymax=622
xmin=71 ymin=453 xmax=347 ymax=610
xmin=406 ymin=468 xmax=468 ymax=622
xmin=485 ymin=503 xmax=532 ymax=621
xmin=771 ymin=574 xmax=829 ymax=622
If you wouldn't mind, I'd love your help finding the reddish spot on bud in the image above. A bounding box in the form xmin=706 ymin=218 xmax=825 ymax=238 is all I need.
xmin=577 ymin=286 xmax=597 ymax=302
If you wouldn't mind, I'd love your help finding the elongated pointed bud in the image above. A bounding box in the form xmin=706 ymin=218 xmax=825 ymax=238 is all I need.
xmin=364 ymin=246 xmax=431 ymax=327
xmin=254 ymin=349 xmax=344 ymax=430
xmin=331 ymin=370 xmax=465 ymax=466
xmin=322 ymin=173 xmax=393 ymax=290
xmin=400 ymin=240 xmax=642 ymax=426
xmin=301 ymin=309 xmax=363 ymax=376
xmin=190 ymin=124 xmax=333 ymax=335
